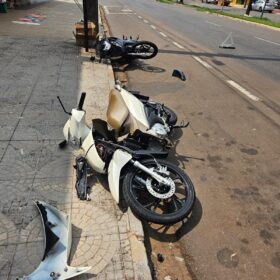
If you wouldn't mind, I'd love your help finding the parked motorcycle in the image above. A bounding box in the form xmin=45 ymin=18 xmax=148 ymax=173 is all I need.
xmin=99 ymin=35 xmax=158 ymax=61
xmin=57 ymin=93 xmax=195 ymax=224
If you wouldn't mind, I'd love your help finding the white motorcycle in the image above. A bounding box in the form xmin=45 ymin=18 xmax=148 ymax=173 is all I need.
xmin=57 ymin=91 xmax=195 ymax=224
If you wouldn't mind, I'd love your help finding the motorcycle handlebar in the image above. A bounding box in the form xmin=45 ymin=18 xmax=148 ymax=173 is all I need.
xmin=78 ymin=92 xmax=86 ymax=110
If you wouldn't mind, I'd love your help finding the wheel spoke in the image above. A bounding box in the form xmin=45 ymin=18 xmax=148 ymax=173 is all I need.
xmin=131 ymin=184 xmax=146 ymax=191
xmin=168 ymin=195 xmax=184 ymax=213
xmin=143 ymin=198 xmax=160 ymax=209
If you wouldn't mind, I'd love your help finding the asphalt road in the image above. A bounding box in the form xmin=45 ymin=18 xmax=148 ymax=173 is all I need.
xmin=100 ymin=0 xmax=280 ymax=279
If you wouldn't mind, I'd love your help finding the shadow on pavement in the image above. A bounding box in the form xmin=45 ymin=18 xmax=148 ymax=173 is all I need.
xmin=112 ymin=60 xmax=166 ymax=73
xmin=143 ymin=198 xmax=203 ymax=243
xmin=168 ymin=128 xmax=205 ymax=169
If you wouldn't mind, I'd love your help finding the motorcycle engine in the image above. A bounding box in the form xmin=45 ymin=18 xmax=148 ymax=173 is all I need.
xmin=149 ymin=123 xmax=169 ymax=138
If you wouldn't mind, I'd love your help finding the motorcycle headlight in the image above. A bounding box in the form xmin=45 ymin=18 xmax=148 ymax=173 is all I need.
xmin=149 ymin=123 xmax=169 ymax=138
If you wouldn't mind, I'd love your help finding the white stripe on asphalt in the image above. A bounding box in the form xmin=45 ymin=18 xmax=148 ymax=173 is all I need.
xmin=192 ymin=56 xmax=212 ymax=69
xmin=138 ymin=15 xmax=142 ymax=19
xmin=173 ymin=42 xmax=185 ymax=49
xmin=159 ymin=32 xmax=167 ymax=38
xmin=144 ymin=19 xmax=149 ymax=23
xmin=151 ymin=25 xmax=156 ymax=29
xmin=255 ymin=37 xmax=280 ymax=46
xmin=12 ymin=21 xmax=40 ymax=25
xmin=205 ymin=21 xmax=221 ymax=27
xmin=227 ymin=80 xmax=260 ymax=101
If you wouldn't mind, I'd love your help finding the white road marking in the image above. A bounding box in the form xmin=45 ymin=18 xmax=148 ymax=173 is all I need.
xmin=227 ymin=80 xmax=260 ymax=101
xmin=12 ymin=21 xmax=40 ymax=25
xmin=205 ymin=21 xmax=221 ymax=27
xmin=255 ymin=36 xmax=280 ymax=46
xmin=138 ymin=15 xmax=142 ymax=19
xmin=173 ymin=42 xmax=185 ymax=49
xmin=192 ymin=56 xmax=212 ymax=69
xmin=159 ymin=32 xmax=167 ymax=38
xmin=151 ymin=25 xmax=156 ymax=29
xmin=144 ymin=19 xmax=149 ymax=23
xmin=105 ymin=13 xmax=134 ymax=15
xmin=103 ymin=5 xmax=133 ymax=15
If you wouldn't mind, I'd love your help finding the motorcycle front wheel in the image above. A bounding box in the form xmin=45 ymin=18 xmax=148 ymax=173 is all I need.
xmin=123 ymin=159 xmax=195 ymax=224
xmin=130 ymin=41 xmax=158 ymax=59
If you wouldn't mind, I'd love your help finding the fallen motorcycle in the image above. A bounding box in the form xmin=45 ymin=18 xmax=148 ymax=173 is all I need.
xmin=127 ymin=88 xmax=178 ymax=126
xmin=99 ymin=35 xmax=158 ymax=61
xmin=106 ymin=84 xmax=183 ymax=150
xmin=57 ymin=93 xmax=195 ymax=224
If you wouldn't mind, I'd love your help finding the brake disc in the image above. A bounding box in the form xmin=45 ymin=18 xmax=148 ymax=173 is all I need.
xmin=146 ymin=177 xmax=175 ymax=199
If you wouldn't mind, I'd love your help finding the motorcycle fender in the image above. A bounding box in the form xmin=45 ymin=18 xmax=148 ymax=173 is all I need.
xmin=108 ymin=150 xmax=132 ymax=203
xmin=63 ymin=119 xmax=71 ymax=141
xmin=19 ymin=201 xmax=91 ymax=280
xmin=82 ymin=133 xmax=106 ymax=174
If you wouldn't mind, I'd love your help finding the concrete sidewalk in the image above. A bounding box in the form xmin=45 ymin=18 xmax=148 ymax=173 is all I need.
xmin=0 ymin=1 xmax=151 ymax=279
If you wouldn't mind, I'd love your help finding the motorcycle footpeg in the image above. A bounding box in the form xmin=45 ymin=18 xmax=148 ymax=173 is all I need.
xmin=172 ymin=121 xmax=190 ymax=129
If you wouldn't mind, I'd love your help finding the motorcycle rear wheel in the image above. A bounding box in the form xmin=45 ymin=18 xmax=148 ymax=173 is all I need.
xmin=130 ymin=41 xmax=158 ymax=59
xmin=123 ymin=159 xmax=195 ymax=224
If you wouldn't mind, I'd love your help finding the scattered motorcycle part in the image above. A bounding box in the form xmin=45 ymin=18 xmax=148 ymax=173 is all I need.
xmin=123 ymin=158 xmax=196 ymax=224
xmin=157 ymin=253 xmax=165 ymax=263
xmin=75 ymin=156 xmax=90 ymax=200
xmin=19 ymin=201 xmax=91 ymax=280
xmin=172 ymin=69 xmax=186 ymax=81
xmin=59 ymin=140 xmax=67 ymax=149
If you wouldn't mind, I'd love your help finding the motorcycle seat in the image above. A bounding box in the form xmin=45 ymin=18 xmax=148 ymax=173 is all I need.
xmin=92 ymin=119 xmax=115 ymax=141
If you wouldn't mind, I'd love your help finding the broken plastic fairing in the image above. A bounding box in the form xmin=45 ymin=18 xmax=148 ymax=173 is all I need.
xmin=20 ymin=201 xmax=91 ymax=280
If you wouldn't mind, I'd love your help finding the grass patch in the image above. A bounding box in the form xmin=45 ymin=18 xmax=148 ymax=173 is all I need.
xmin=157 ymin=0 xmax=175 ymax=3
xmin=157 ymin=1 xmax=280 ymax=28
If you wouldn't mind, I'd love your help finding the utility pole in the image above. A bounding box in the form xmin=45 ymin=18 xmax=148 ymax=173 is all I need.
xmin=82 ymin=0 xmax=89 ymax=52
xmin=260 ymin=0 xmax=267 ymax=18
xmin=86 ymin=0 xmax=99 ymax=35
xmin=82 ymin=0 xmax=99 ymax=52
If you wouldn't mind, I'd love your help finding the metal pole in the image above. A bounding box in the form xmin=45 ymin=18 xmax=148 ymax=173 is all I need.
xmin=83 ymin=0 xmax=89 ymax=52
xmin=260 ymin=0 xmax=267 ymax=18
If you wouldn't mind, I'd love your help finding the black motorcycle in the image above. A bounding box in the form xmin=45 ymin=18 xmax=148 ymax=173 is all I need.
xmin=99 ymin=36 xmax=158 ymax=61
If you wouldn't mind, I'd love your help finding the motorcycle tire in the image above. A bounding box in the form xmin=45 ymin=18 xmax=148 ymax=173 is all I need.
xmin=162 ymin=105 xmax=177 ymax=126
xmin=130 ymin=41 xmax=158 ymax=60
xmin=123 ymin=158 xmax=195 ymax=224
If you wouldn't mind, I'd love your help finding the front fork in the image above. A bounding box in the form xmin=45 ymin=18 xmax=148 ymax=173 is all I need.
xmin=131 ymin=160 xmax=173 ymax=187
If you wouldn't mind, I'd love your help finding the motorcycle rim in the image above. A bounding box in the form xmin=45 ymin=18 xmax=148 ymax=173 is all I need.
xmin=129 ymin=41 xmax=158 ymax=59
xmin=123 ymin=159 xmax=195 ymax=224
